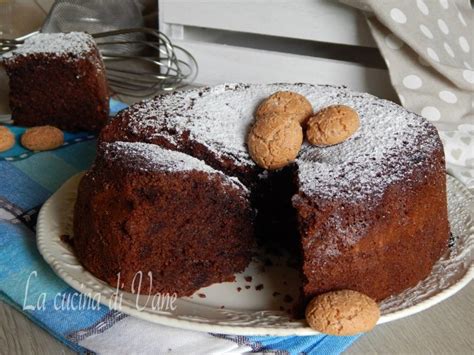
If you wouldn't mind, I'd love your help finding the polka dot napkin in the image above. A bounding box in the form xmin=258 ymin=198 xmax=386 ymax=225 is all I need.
xmin=341 ymin=0 xmax=473 ymax=189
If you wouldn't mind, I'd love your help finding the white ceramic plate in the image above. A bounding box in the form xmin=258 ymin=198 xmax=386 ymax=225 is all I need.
xmin=37 ymin=174 xmax=473 ymax=335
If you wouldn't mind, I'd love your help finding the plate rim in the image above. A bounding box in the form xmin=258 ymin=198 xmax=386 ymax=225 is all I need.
xmin=36 ymin=173 xmax=474 ymax=336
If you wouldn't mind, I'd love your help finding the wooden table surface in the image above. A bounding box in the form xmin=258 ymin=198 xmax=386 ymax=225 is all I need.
xmin=1 ymin=282 xmax=472 ymax=354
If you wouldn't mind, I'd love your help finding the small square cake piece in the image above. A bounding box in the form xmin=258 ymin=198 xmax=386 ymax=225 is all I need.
xmin=2 ymin=32 xmax=109 ymax=131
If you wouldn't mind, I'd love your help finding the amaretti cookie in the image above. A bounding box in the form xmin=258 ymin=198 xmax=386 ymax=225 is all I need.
xmin=247 ymin=113 xmax=303 ymax=170
xmin=256 ymin=91 xmax=313 ymax=125
xmin=21 ymin=126 xmax=64 ymax=151
xmin=305 ymin=290 xmax=380 ymax=335
xmin=0 ymin=126 xmax=15 ymax=152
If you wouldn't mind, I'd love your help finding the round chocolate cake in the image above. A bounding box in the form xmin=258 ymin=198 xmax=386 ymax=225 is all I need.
xmin=74 ymin=83 xmax=449 ymax=302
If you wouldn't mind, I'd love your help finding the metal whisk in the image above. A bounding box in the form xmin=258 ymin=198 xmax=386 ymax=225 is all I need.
xmin=0 ymin=28 xmax=198 ymax=97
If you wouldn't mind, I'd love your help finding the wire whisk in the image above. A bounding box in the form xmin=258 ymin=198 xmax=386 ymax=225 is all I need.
xmin=0 ymin=28 xmax=198 ymax=98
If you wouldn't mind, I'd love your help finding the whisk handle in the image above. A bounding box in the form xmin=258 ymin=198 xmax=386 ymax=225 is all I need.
xmin=0 ymin=31 xmax=39 ymax=54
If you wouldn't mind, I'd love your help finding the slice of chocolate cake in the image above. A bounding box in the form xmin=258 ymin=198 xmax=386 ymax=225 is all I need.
xmin=2 ymin=32 xmax=109 ymax=131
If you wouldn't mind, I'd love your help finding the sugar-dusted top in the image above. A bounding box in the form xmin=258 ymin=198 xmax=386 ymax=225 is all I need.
xmin=100 ymin=141 xmax=248 ymax=193
xmin=111 ymin=83 xmax=442 ymax=203
xmin=2 ymin=32 xmax=95 ymax=60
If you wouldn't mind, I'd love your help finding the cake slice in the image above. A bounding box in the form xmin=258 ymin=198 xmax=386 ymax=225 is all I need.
xmin=73 ymin=141 xmax=255 ymax=296
xmin=2 ymin=32 xmax=109 ymax=131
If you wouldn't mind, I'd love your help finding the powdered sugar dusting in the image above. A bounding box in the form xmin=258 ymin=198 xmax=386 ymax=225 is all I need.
xmin=2 ymin=32 xmax=95 ymax=60
xmin=116 ymin=83 xmax=442 ymax=203
xmin=295 ymin=92 xmax=442 ymax=202
xmin=102 ymin=141 xmax=248 ymax=193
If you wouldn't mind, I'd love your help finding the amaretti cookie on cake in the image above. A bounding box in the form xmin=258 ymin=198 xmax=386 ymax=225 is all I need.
xmin=73 ymin=141 xmax=255 ymax=296
xmin=2 ymin=32 xmax=109 ymax=131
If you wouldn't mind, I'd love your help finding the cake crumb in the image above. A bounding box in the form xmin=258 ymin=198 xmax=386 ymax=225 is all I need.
xmin=448 ymin=232 xmax=456 ymax=248
xmin=60 ymin=234 xmax=74 ymax=247
xmin=283 ymin=294 xmax=293 ymax=303
xmin=197 ymin=293 xmax=206 ymax=298
xmin=255 ymin=284 xmax=264 ymax=291
xmin=237 ymin=287 xmax=242 ymax=292
xmin=245 ymin=285 xmax=251 ymax=289
xmin=272 ymin=291 xmax=281 ymax=297
xmin=244 ymin=276 xmax=252 ymax=282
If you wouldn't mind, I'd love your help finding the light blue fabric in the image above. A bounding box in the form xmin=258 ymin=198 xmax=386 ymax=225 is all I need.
xmin=0 ymin=99 xmax=360 ymax=354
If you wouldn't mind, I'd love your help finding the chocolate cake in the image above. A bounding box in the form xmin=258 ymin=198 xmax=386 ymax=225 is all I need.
xmin=74 ymin=141 xmax=255 ymax=296
xmin=2 ymin=32 xmax=109 ymax=131
xmin=75 ymin=83 xmax=449 ymax=303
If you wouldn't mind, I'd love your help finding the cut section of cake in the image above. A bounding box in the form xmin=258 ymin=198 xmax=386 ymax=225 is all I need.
xmin=73 ymin=141 xmax=255 ymax=296
xmin=2 ymin=32 xmax=109 ymax=131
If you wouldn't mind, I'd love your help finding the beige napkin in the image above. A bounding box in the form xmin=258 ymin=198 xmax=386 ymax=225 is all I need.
xmin=341 ymin=0 xmax=473 ymax=189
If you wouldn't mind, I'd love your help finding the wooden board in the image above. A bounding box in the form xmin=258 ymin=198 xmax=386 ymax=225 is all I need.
xmin=173 ymin=39 xmax=397 ymax=101
xmin=160 ymin=0 xmax=376 ymax=47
